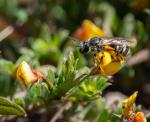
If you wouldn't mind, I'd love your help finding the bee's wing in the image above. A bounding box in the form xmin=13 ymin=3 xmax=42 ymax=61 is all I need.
xmin=101 ymin=37 xmax=132 ymax=46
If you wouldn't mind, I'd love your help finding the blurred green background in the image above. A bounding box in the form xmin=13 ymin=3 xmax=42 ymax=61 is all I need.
xmin=0 ymin=0 xmax=150 ymax=122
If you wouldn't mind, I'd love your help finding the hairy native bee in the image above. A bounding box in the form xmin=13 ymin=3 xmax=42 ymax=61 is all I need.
xmin=78 ymin=37 xmax=132 ymax=76
xmin=79 ymin=37 xmax=131 ymax=57
xmin=74 ymin=36 xmax=133 ymax=75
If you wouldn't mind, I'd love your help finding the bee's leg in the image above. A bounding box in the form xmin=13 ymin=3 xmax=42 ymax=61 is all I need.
xmin=99 ymin=64 xmax=105 ymax=75
xmin=118 ymin=52 xmax=125 ymax=61
xmin=116 ymin=52 xmax=121 ymax=61
xmin=101 ymin=51 xmax=104 ymax=59
xmin=94 ymin=53 xmax=101 ymax=66
xmin=99 ymin=51 xmax=105 ymax=64
xmin=98 ymin=54 xmax=106 ymax=74
xmin=110 ymin=50 xmax=118 ymax=61
xmin=94 ymin=54 xmax=97 ymax=66
xmin=113 ymin=50 xmax=124 ymax=62
xmin=113 ymin=45 xmax=126 ymax=57
xmin=94 ymin=53 xmax=103 ymax=66
xmin=91 ymin=55 xmax=105 ymax=75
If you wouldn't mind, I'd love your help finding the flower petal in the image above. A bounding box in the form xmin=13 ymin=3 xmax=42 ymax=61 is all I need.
xmin=16 ymin=61 xmax=42 ymax=85
xmin=74 ymin=20 xmax=105 ymax=40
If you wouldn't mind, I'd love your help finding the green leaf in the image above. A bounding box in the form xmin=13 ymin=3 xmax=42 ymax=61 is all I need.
xmin=131 ymin=21 xmax=146 ymax=53
xmin=13 ymin=98 xmax=25 ymax=108
xmin=69 ymin=76 xmax=109 ymax=101
xmin=56 ymin=53 xmax=78 ymax=95
xmin=119 ymin=13 xmax=135 ymax=37
xmin=85 ymin=99 xmax=105 ymax=121
xmin=26 ymin=83 xmax=41 ymax=104
xmin=31 ymin=38 xmax=61 ymax=64
xmin=74 ymin=50 xmax=86 ymax=69
xmin=97 ymin=109 xmax=110 ymax=122
xmin=15 ymin=9 xmax=28 ymax=23
xmin=47 ymin=69 xmax=58 ymax=84
xmin=0 ymin=59 xmax=15 ymax=74
xmin=26 ymin=82 xmax=51 ymax=104
xmin=0 ymin=59 xmax=17 ymax=96
xmin=0 ymin=97 xmax=26 ymax=116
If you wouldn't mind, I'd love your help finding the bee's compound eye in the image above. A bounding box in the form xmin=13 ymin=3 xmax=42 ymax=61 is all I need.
xmin=90 ymin=37 xmax=102 ymax=45
xmin=79 ymin=45 xmax=89 ymax=53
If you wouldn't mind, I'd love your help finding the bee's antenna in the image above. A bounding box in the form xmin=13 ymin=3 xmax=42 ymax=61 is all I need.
xmin=68 ymin=36 xmax=79 ymax=42
xmin=75 ymin=45 xmax=81 ymax=48
xmin=68 ymin=36 xmax=82 ymax=47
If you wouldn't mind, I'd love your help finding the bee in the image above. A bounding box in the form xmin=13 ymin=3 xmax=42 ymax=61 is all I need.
xmin=78 ymin=37 xmax=132 ymax=76
xmin=79 ymin=37 xmax=132 ymax=57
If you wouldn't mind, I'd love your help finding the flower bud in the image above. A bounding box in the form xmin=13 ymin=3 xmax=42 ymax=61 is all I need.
xmin=134 ymin=112 xmax=147 ymax=122
xmin=16 ymin=61 xmax=42 ymax=85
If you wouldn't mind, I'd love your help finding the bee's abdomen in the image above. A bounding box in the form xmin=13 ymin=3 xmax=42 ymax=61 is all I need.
xmin=111 ymin=45 xmax=129 ymax=56
xmin=121 ymin=47 xmax=129 ymax=56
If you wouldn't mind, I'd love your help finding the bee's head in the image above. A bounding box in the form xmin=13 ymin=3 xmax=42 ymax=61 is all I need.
xmin=89 ymin=37 xmax=102 ymax=46
xmin=79 ymin=42 xmax=90 ymax=53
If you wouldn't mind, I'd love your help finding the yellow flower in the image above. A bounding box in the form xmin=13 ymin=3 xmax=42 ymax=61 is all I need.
xmin=114 ymin=91 xmax=147 ymax=122
xmin=74 ymin=20 xmax=105 ymax=41
xmin=122 ymin=91 xmax=138 ymax=117
xmin=91 ymin=50 xmax=124 ymax=76
xmin=16 ymin=61 xmax=42 ymax=85
xmin=122 ymin=91 xmax=147 ymax=122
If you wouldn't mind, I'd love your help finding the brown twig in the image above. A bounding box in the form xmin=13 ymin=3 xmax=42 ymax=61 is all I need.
xmin=126 ymin=48 xmax=150 ymax=66
xmin=0 ymin=26 xmax=14 ymax=42
xmin=49 ymin=101 xmax=72 ymax=122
